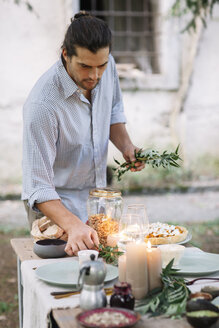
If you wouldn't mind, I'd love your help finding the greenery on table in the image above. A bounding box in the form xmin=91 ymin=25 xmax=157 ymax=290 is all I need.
xmin=171 ymin=0 xmax=219 ymax=32
xmin=98 ymin=244 xmax=124 ymax=265
xmin=135 ymin=259 xmax=190 ymax=318
xmin=113 ymin=145 xmax=181 ymax=181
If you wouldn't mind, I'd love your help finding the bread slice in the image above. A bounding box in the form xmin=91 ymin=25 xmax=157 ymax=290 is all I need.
xmin=38 ymin=216 xmax=51 ymax=232
xmin=31 ymin=220 xmax=45 ymax=241
xmin=42 ymin=224 xmax=64 ymax=239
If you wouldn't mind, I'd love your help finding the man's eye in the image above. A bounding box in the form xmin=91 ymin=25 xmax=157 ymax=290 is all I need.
xmin=81 ymin=65 xmax=89 ymax=68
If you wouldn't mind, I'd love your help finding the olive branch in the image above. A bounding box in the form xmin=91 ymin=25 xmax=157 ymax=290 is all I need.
xmin=113 ymin=145 xmax=182 ymax=181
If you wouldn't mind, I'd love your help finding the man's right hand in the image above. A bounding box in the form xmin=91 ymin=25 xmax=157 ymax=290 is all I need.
xmin=65 ymin=221 xmax=99 ymax=256
xmin=36 ymin=200 xmax=99 ymax=256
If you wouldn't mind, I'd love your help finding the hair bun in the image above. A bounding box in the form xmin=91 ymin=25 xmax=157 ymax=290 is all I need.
xmin=72 ymin=11 xmax=90 ymax=21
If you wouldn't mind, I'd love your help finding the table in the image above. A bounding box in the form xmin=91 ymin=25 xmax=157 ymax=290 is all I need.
xmin=11 ymin=238 xmax=41 ymax=328
xmin=11 ymin=238 xmax=219 ymax=328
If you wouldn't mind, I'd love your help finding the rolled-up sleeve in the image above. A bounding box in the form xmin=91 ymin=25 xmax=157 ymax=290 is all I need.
xmin=22 ymin=102 xmax=60 ymax=211
xmin=110 ymin=57 xmax=127 ymax=125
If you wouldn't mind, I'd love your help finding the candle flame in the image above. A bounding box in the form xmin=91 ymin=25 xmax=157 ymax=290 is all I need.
xmin=147 ymin=241 xmax=151 ymax=248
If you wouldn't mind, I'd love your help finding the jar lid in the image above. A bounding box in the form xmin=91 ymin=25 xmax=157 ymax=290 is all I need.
xmin=89 ymin=188 xmax=121 ymax=198
xmin=113 ymin=282 xmax=132 ymax=293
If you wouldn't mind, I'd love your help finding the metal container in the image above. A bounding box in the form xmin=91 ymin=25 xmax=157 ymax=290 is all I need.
xmin=78 ymin=254 xmax=107 ymax=310
xmin=87 ymin=188 xmax=123 ymax=246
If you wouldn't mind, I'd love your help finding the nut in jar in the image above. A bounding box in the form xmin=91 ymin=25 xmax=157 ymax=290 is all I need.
xmin=87 ymin=188 xmax=123 ymax=246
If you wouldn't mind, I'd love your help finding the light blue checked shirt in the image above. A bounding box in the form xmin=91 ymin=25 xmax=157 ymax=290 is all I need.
xmin=22 ymin=54 xmax=126 ymax=222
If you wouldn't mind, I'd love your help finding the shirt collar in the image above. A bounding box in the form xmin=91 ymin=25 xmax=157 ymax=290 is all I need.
xmin=57 ymin=57 xmax=79 ymax=99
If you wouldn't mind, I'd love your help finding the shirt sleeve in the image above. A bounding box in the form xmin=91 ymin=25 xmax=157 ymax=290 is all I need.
xmin=110 ymin=56 xmax=127 ymax=125
xmin=22 ymin=101 xmax=60 ymax=211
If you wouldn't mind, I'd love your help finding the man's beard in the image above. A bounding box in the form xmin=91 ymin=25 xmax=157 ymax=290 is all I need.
xmin=78 ymin=78 xmax=100 ymax=91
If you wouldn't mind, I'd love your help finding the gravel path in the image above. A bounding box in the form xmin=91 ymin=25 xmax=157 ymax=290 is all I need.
xmin=0 ymin=191 xmax=218 ymax=229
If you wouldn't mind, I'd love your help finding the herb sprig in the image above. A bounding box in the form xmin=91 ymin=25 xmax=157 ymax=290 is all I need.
xmin=98 ymin=244 xmax=124 ymax=265
xmin=113 ymin=145 xmax=182 ymax=181
xmin=135 ymin=259 xmax=190 ymax=318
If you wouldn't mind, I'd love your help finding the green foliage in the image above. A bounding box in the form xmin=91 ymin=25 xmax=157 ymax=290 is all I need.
xmin=113 ymin=145 xmax=182 ymax=182
xmin=0 ymin=301 xmax=13 ymax=314
xmin=98 ymin=244 xmax=124 ymax=265
xmin=111 ymin=152 xmax=219 ymax=194
xmin=135 ymin=260 xmax=190 ymax=318
xmin=171 ymin=0 xmax=219 ymax=32
xmin=0 ymin=225 xmax=29 ymax=236
xmin=13 ymin=0 xmax=33 ymax=11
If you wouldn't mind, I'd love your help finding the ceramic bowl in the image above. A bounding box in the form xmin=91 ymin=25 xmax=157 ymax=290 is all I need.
xmin=158 ymin=244 xmax=185 ymax=267
xmin=33 ymin=239 xmax=67 ymax=259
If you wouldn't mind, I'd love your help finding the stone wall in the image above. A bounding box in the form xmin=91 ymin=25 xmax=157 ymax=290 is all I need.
xmin=0 ymin=1 xmax=219 ymax=191
xmin=0 ymin=0 xmax=72 ymax=189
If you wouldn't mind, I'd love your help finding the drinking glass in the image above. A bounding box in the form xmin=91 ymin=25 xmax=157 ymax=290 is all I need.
xmin=117 ymin=211 xmax=148 ymax=250
xmin=126 ymin=204 xmax=149 ymax=238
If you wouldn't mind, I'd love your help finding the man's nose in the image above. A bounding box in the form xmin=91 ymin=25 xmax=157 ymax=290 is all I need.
xmin=89 ymin=68 xmax=99 ymax=80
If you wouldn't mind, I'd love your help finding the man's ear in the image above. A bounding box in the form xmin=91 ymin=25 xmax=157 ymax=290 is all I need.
xmin=62 ymin=48 xmax=68 ymax=62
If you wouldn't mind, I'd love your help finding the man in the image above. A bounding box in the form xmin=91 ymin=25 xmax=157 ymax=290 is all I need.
xmin=22 ymin=12 xmax=144 ymax=256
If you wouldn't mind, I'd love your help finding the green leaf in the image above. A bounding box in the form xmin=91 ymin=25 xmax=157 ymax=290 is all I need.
xmin=114 ymin=158 xmax=120 ymax=165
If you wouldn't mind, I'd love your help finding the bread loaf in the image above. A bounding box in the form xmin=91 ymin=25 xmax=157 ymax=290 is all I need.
xmin=31 ymin=217 xmax=65 ymax=241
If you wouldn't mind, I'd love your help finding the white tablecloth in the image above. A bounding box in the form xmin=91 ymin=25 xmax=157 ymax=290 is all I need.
xmin=21 ymin=257 xmax=81 ymax=328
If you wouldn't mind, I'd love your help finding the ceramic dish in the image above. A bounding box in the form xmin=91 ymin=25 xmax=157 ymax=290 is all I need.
xmin=176 ymin=251 xmax=219 ymax=276
xmin=35 ymin=260 xmax=118 ymax=286
xmin=33 ymin=239 xmax=67 ymax=258
xmin=76 ymin=307 xmax=140 ymax=328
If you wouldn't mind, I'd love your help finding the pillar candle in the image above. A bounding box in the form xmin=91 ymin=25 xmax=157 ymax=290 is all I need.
xmin=118 ymin=254 xmax=126 ymax=282
xmin=107 ymin=234 xmax=120 ymax=247
xmin=146 ymin=246 xmax=162 ymax=291
xmin=126 ymin=242 xmax=148 ymax=299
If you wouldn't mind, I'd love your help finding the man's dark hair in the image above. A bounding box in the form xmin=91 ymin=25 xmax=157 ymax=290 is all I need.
xmin=62 ymin=11 xmax=112 ymax=57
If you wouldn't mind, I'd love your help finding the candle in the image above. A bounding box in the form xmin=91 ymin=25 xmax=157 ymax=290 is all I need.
xmin=146 ymin=242 xmax=162 ymax=291
xmin=106 ymin=234 xmax=120 ymax=247
xmin=118 ymin=254 xmax=127 ymax=282
xmin=126 ymin=242 xmax=148 ymax=299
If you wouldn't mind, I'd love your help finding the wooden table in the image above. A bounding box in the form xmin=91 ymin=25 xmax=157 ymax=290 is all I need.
xmin=52 ymin=308 xmax=193 ymax=328
xmin=11 ymin=238 xmax=41 ymax=328
xmin=11 ymin=238 xmax=219 ymax=328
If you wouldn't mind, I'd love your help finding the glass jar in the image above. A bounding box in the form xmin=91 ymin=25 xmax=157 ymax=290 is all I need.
xmin=87 ymin=188 xmax=123 ymax=246
xmin=110 ymin=282 xmax=135 ymax=310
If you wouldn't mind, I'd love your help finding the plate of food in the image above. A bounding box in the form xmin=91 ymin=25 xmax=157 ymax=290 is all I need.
xmin=35 ymin=260 xmax=118 ymax=287
xmin=144 ymin=222 xmax=191 ymax=246
xmin=76 ymin=307 xmax=140 ymax=328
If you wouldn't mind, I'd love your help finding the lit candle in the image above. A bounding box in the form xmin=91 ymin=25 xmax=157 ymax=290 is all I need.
xmin=126 ymin=242 xmax=148 ymax=299
xmin=118 ymin=254 xmax=126 ymax=282
xmin=106 ymin=234 xmax=119 ymax=247
xmin=146 ymin=242 xmax=162 ymax=291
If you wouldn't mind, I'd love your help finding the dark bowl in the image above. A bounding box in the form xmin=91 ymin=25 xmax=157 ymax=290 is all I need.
xmin=33 ymin=239 xmax=67 ymax=258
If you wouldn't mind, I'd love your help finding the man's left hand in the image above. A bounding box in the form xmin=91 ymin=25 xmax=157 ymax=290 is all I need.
xmin=122 ymin=145 xmax=145 ymax=172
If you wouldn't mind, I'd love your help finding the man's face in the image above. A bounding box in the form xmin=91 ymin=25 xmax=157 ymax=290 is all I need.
xmin=62 ymin=46 xmax=109 ymax=91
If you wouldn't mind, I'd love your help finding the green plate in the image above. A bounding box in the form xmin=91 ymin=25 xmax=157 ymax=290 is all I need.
xmin=176 ymin=251 xmax=219 ymax=276
xmin=35 ymin=260 xmax=118 ymax=287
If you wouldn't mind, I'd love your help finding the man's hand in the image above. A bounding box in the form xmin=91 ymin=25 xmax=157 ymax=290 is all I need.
xmin=122 ymin=145 xmax=145 ymax=172
xmin=65 ymin=221 xmax=99 ymax=256
xmin=36 ymin=200 xmax=99 ymax=256
xmin=110 ymin=123 xmax=145 ymax=172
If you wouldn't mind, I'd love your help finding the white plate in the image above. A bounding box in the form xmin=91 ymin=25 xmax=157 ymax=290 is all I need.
xmin=176 ymin=251 xmax=219 ymax=276
xmin=35 ymin=260 xmax=118 ymax=287
xmin=176 ymin=232 xmax=192 ymax=245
